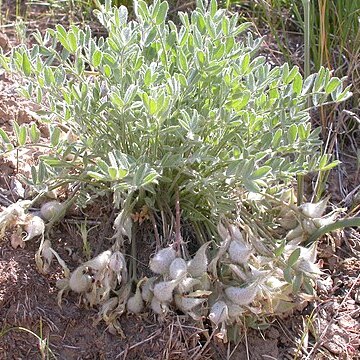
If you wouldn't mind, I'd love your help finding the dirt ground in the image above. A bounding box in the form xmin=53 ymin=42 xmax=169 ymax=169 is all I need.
xmin=0 ymin=4 xmax=360 ymax=360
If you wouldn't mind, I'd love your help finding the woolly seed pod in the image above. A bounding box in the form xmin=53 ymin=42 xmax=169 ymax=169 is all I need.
xmin=41 ymin=240 xmax=54 ymax=266
xmin=217 ymin=222 xmax=229 ymax=241
xmin=23 ymin=215 xmax=45 ymax=241
xmin=153 ymin=278 xmax=181 ymax=302
xmin=40 ymin=201 xmax=64 ymax=221
xmin=69 ymin=266 xmax=93 ymax=293
xmin=187 ymin=242 xmax=210 ymax=278
xmin=109 ymin=251 xmax=125 ymax=273
xmin=169 ymin=258 xmax=187 ymax=280
xmin=174 ymin=294 xmax=205 ymax=312
xmin=177 ymin=277 xmax=201 ymax=294
xmin=229 ymin=224 xmax=244 ymax=243
xmin=127 ymin=286 xmax=144 ymax=314
xmin=299 ymin=197 xmax=328 ymax=219
xmin=227 ymin=301 xmax=244 ymax=320
xmin=149 ymin=246 xmax=176 ymax=275
xmin=150 ymin=296 xmax=168 ymax=315
xmin=225 ymin=285 xmax=258 ymax=306
xmin=141 ymin=277 xmax=156 ymax=302
xmin=85 ymin=250 xmax=112 ymax=271
xmin=209 ymin=301 xmax=229 ymax=325
xmin=228 ymin=240 xmax=251 ymax=265
xmin=193 ymin=273 xmax=211 ymax=291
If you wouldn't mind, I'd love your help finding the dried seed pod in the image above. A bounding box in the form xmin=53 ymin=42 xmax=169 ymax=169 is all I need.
xmin=228 ymin=240 xmax=251 ymax=265
xmin=299 ymin=197 xmax=329 ymax=218
xmin=127 ymin=285 xmax=144 ymax=314
xmin=174 ymin=294 xmax=205 ymax=312
xmin=209 ymin=301 xmax=229 ymax=325
xmin=193 ymin=273 xmax=211 ymax=291
xmin=85 ymin=250 xmax=112 ymax=271
xmin=23 ymin=215 xmax=45 ymax=241
xmin=40 ymin=201 xmax=64 ymax=221
xmin=229 ymin=224 xmax=244 ymax=243
xmin=149 ymin=246 xmax=176 ymax=275
xmin=141 ymin=277 xmax=156 ymax=302
xmin=109 ymin=251 xmax=125 ymax=272
xmin=69 ymin=266 xmax=93 ymax=293
xmin=312 ymin=214 xmax=335 ymax=228
xmin=302 ymin=219 xmax=317 ymax=234
xmin=265 ymin=276 xmax=287 ymax=290
xmin=41 ymin=240 xmax=54 ymax=267
xmin=169 ymin=258 xmax=187 ymax=280
xmin=187 ymin=242 xmax=210 ymax=278
xmin=153 ymin=278 xmax=182 ymax=302
xmin=225 ymin=285 xmax=258 ymax=306
xmin=227 ymin=301 xmax=244 ymax=320
xmin=295 ymin=259 xmax=322 ymax=276
xmin=217 ymin=222 xmax=229 ymax=241
xmin=177 ymin=277 xmax=201 ymax=294
xmin=150 ymin=296 xmax=168 ymax=315
xmin=286 ymin=225 xmax=303 ymax=241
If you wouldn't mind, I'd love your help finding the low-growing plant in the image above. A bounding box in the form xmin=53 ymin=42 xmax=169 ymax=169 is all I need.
xmin=0 ymin=0 xmax=352 ymax=340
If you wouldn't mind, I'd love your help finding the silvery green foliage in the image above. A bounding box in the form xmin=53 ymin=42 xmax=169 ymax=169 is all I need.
xmin=0 ymin=0 xmax=350 ymax=230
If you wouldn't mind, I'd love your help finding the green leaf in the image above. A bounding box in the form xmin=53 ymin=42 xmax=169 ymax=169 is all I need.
xmin=274 ymin=240 xmax=286 ymax=257
xmin=0 ymin=128 xmax=11 ymax=144
xmin=22 ymin=53 xmax=31 ymax=76
xmin=287 ymin=124 xmax=298 ymax=144
xmin=250 ymin=166 xmax=271 ymax=180
xmin=292 ymin=73 xmax=303 ymax=95
xmin=287 ymin=248 xmax=301 ymax=268
xmin=92 ymin=49 xmax=102 ymax=68
xmin=108 ymin=166 xmax=118 ymax=180
xmin=50 ymin=127 xmax=61 ymax=147
xmin=155 ymin=1 xmax=168 ymax=25
xmin=325 ymin=77 xmax=341 ymax=94
xmin=18 ymin=125 xmax=27 ymax=146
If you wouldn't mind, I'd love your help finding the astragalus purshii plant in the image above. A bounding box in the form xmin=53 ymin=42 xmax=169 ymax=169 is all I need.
xmin=0 ymin=0 xmax=351 ymax=340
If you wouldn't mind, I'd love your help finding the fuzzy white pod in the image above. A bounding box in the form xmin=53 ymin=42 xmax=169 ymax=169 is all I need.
xmin=286 ymin=225 xmax=303 ymax=241
xmin=150 ymin=296 xmax=168 ymax=315
xmin=109 ymin=251 xmax=125 ymax=272
xmin=193 ymin=273 xmax=211 ymax=291
xmin=69 ymin=266 xmax=93 ymax=293
xmin=187 ymin=242 xmax=210 ymax=278
xmin=169 ymin=258 xmax=187 ymax=280
xmin=209 ymin=301 xmax=229 ymax=325
xmin=217 ymin=222 xmax=229 ymax=241
xmin=141 ymin=277 xmax=156 ymax=302
xmin=127 ymin=286 xmax=144 ymax=314
xmin=153 ymin=278 xmax=182 ymax=302
xmin=149 ymin=246 xmax=176 ymax=275
xmin=41 ymin=240 xmax=54 ymax=266
xmin=226 ymin=301 xmax=244 ymax=319
xmin=302 ymin=219 xmax=317 ymax=234
xmin=174 ymin=294 xmax=205 ymax=312
xmin=177 ymin=277 xmax=201 ymax=294
xmin=228 ymin=240 xmax=251 ymax=265
xmin=299 ymin=197 xmax=328 ymax=218
xmin=229 ymin=224 xmax=244 ymax=243
xmin=225 ymin=285 xmax=258 ymax=306
xmin=23 ymin=215 xmax=45 ymax=241
xmin=40 ymin=201 xmax=64 ymax=221
xmin=85 ymin=250 xmax=112 ymax=271
xmin=312 ymin=214 xmax=336 ymax=228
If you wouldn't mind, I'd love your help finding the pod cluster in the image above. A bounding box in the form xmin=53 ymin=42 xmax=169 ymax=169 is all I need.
xmin=140 ymin=243 xmax=211 ymax=319
xmin=57 ymin=249 xmax=128 ymax=309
